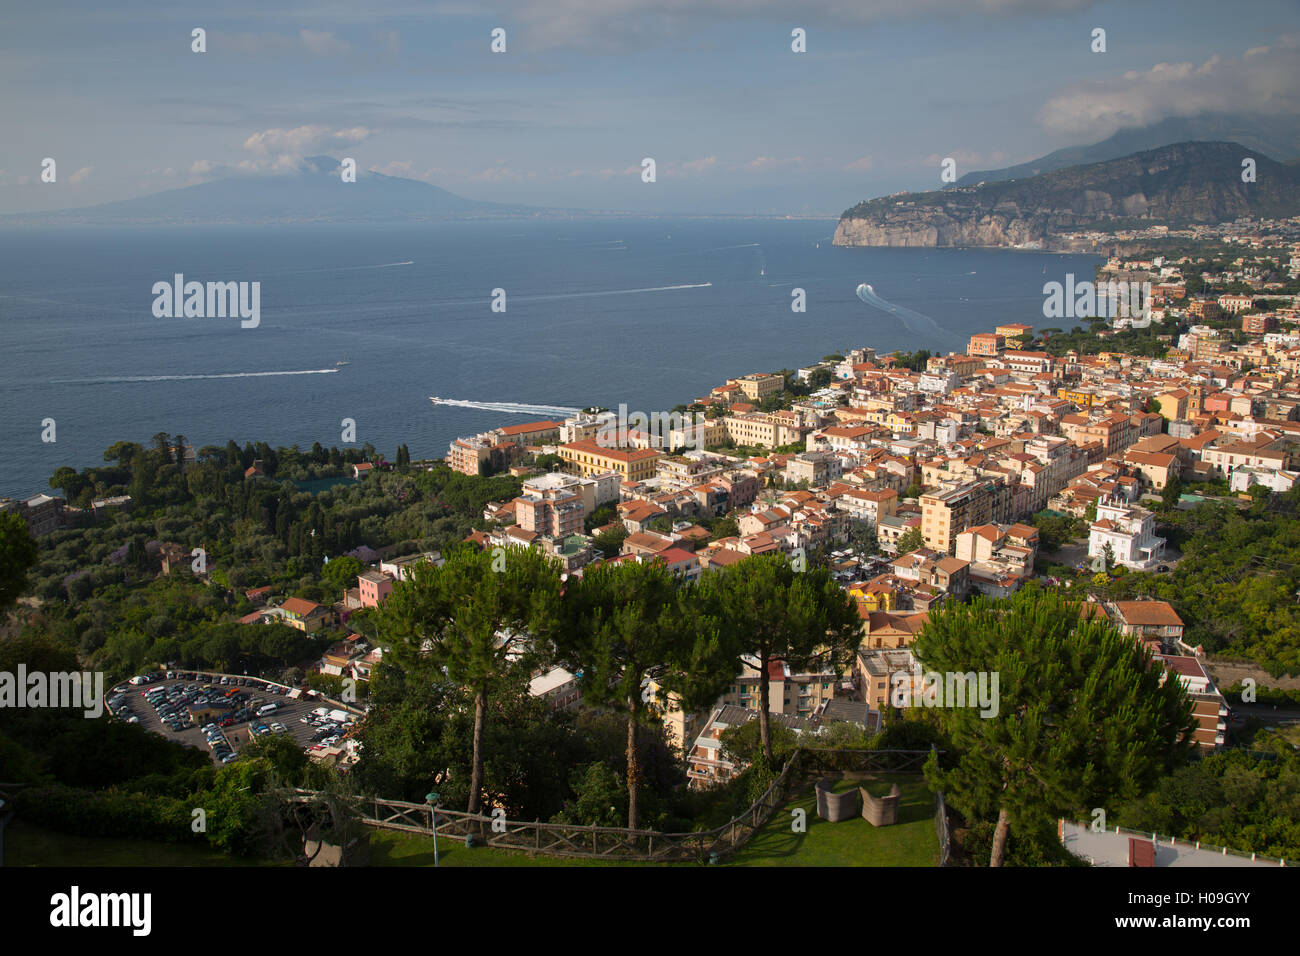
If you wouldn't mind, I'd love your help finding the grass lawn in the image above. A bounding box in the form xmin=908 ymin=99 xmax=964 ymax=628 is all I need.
xmin=724 ymin=773 xmax=939 ymax=867
xmin=4 ymin=819 xmax=284 ymax=867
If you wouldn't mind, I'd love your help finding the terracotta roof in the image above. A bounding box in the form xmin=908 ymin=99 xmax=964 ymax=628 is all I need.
xmin=1113 ymin=601 xmax=1184 ymax=628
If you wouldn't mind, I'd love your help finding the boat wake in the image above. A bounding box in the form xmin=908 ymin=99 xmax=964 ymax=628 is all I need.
xmin=855 ymin=283 xmax=954 ymax=344
xmin=511 ymin=282 xmax=711 ymax=303
xmin=53 ymin=369 xmax=341 ymax=384
xmin=431 ymin=397 xmax=581 ymax=417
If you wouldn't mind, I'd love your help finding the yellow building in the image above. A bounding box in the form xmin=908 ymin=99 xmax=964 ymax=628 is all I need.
xmin=559 ymin=439 xmax=663 ymax=482
xmin=1057 ymin=388 xmax=1098 ymax=408
xmin=848 ymin=581 xmax=897 ymax=613
xmin=727 ymin=373 xmax=785 ymax=401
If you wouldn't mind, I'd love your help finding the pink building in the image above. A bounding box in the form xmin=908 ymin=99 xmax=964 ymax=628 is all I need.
xmin=358 ymin=569 xmax=394 ymax=608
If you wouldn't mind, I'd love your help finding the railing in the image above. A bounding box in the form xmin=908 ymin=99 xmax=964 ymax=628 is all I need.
xmin=304 ymin=747 xmax=939 ymax=864
xmin=935 ymin=789 xmax=951 ymax=867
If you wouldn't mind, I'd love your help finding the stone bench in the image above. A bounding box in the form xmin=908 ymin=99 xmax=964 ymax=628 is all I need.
xmin=860 ymin=783 xmax=901 ymax=827
xmin=814 ymin=776 xmax=862 ymax=822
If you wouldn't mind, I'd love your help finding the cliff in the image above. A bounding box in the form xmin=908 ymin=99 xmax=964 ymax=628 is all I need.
xmin=834 ymin=141 xmax=1300 ymax=250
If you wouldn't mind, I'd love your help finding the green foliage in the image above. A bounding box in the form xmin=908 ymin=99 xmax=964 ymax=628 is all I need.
xmin=378 ymin=544 xmax=562 ymax=812
xmin=896 ymin=527 xmax=925 ymax=555
xmin=695 ymin=553 xmax=860 ymax=763
xmin=1116 ymin=749 xmax=1300 ymax=860
xmin=1031 ymin=510 xmax=1087 ymax=553
xmin=916 ymin=588 xmax=1196 ymax=865
xmin=0 ymin=511 xmax=39 ymax=610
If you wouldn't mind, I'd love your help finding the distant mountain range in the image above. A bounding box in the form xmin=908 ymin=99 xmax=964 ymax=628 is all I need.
xmin=953 ymin=113 xmax=1300 ymax=188
xmin=834 ymin=141 xmax=1300 ymax=250
xmin=0 ymin=156 xmax=562 ymax=225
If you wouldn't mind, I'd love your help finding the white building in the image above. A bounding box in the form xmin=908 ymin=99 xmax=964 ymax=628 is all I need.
xmin=1088 ymin=497 xmax=1165 ymax=570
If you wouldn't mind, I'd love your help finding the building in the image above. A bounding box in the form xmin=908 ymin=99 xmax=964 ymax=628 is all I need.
xmin=529 ymin=667 xmax=582 ymax=712
xmin=1107 ymin=600 xmax=1184 ymax=651
xmin=1088 ymin=498 xmax=1165 ymax=570
xmin=727 ymin=373 xmax=785 ymax=401
xmin=854 ymin=647 xmax=918 ymax=711
xmin=0 ymin=493 xmax=65 ymax=537
xmin=558 ymin=439 xmax=663 ymax=482
xmin=357 ymin=570 xmax=394 ymax=608
xmin=1153 ymin=653 xmax=1227 ymax=750
xmin=785 ymin=450 xmax=843 ymax=486
xmin=968 ymin=333 xmax=1005 ymax=357
xmin=278 ymin=597 xmax=332 ymax=634
xmin=920 ymin=480 xmax=1000 ymax=554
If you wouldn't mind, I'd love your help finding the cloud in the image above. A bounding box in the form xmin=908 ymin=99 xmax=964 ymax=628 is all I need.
xmin=744 ymin=155 xmax=805 ymax=172
xmin=67 ymin=166 xmax=94 ymax=184
xmin=1040 ymin=41 xmax=1300 ymax=137
xmin=300 ymin=30 xmax=351 ymax=57
xmin=242 ymin=125 xmax=374 ymax=156
xmin=669 ymin=156 xmax=718 ymax=177
xmin=843 ymin=155 xmax=874 ymax=172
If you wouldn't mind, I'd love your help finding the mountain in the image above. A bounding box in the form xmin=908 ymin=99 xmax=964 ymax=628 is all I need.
xmin=0 ymin=156 xmax=557 ymax=225
xmin=953 ymin=114 xmax=1300 ymax=188
xmin=834 ymin=141 xmax=1300 ymax=251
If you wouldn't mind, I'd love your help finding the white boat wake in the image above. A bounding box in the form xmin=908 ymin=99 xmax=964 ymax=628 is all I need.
xmin=431 ymin=398 xmax=581 ymax=416
xmin=510 ymin=282 xmax=711 ymax=303
xmin=856 ymin=283 xmax=955 ymax=344
xmin=53 ymin=369 xmax=341 ymax=384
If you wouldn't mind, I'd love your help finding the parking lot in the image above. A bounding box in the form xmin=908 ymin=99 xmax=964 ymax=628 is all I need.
xmin=105 ymin=672 xmax=358 ymax=766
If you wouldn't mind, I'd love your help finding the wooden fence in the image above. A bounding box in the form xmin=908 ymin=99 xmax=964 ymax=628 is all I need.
xmin=322 ymin=748 xmax=940 ymax=864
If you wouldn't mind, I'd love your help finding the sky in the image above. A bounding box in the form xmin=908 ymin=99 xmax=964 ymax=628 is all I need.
xmin=2 ymin=0 xmax=1299 ymax=217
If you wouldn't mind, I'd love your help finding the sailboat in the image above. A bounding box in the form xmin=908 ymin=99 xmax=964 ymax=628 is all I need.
xmin=336 ymin=359 xmax=350 ymax=367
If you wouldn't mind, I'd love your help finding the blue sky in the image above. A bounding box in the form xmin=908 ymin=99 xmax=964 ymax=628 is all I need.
xmin=2 ymin=0 xmax=1298 ymax=216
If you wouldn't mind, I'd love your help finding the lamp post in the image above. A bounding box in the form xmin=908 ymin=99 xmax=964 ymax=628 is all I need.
xmin=425 ymin=791 xmax=440 ymax=867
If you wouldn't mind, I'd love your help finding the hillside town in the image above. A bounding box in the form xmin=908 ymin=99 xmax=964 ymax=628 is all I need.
xmin=362 ymin=238 xmax=1300 ymax=782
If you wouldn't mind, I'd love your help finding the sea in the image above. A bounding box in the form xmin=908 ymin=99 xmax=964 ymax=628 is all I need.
xmin=0 ymin=218 xmax=1100 ymax=497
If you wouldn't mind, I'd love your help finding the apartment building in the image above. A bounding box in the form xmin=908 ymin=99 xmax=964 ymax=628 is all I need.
xmin=1153 ymin=654 xmax=1227 ymax=750
xmin=854 ymin=647 xmax=918 ymax=711
xmin=1089 ymin=497 xmax=1166 ymax=570
xmin=723 ymin=412 xmax=808 ymax=448
xmin=1 ymin=493 xmax=65 ymax=537
xmin=785 ymin=450 xmax=843 ymax=486
xmin=529 ymin=470 xmax=620 ymax=511
xmin=559 ymin=439 xmax=663 ymax=482
xmin=968 ymin=333 xmax=1005 ymax=357
xmin=357 ymin=570 xmax=394 ymax=608
xmin=727 ymin=372 xmax=785 ymax=401
xmin=515 ymin=487 xmax=586 ymax=539
xmin=920 ymin=479 xmax=1000 ymax=554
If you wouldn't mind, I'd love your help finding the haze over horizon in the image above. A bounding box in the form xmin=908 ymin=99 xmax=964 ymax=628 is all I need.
xmin=3 ymin=0 xmax=1299 ymax=218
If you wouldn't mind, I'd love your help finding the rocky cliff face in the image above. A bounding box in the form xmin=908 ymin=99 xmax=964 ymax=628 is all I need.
xmin=834 ymin=141 xmax=1300 ymax=249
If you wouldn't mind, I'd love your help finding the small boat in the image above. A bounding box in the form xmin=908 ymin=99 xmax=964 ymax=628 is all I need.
xmin=336 ymin=359 xmax=350 ymax=367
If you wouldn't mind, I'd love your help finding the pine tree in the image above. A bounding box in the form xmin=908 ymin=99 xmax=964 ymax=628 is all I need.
xmin=379 ymin=545 xmax=562 ymax=816
xmin=695 ymin=553 xmax=860 ymax=766
xmin=915 ymin=588 xmax=1196 ymax=866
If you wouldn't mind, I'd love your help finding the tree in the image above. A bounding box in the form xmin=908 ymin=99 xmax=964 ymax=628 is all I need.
xmin=321 ymin=555 xmax=363 ymax=596
xmin=915 ymin=589 xmax=1196 ymax=867
xmin=378 ymin=544 xmax=561 ymax=815
xmin=903 ymin=483 xmax=924 ymax=500
xmin=0 ymin=512 xmax=39 ymax=611
xmin=896 ymin=527 xmax=925 ymax=555
xmin=554 ymin=559 xmax=735 ymax=829
xmin=1161 ymin=472 xmax=1184 ymax=512
xmin=695 ymin=554 xmax=860 ymax=766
